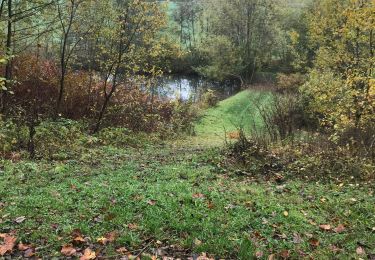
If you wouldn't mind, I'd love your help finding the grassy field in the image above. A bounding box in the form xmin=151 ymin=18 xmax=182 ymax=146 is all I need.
xmin=181 ymin=90 xmax=270 ymax=147
xmin=0 ymin=90 xmax=374 ymax=259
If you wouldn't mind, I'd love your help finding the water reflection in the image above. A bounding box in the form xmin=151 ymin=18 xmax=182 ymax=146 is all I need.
xmin=156 ymin=75 xmax=240 ymax=102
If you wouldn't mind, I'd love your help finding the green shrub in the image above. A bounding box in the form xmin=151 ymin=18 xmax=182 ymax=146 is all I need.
xmin=201 ymin=89 xmax=219 ymax=108
xmin=0 ymin=118 xmax=28 ymax=157
xmin=34 ymin=119 xmax=86 ymax=159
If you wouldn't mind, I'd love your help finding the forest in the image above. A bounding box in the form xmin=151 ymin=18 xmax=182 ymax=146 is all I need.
xmin=0 ymin=0 xmax=374 ymax=259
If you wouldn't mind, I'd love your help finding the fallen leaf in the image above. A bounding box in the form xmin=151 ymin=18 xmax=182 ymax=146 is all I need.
xmin=61 ymin=244 xmax=77 ymax=256
xmin=24 ymin=248 xmax=35 ymax=258
xmin=333 ymin=224 xmax=345 ymax=233
xmin=97 ymin=237 xmax=108 ymax=245
xmin=319 ymin=224 xmax=331 ymax=231
xmin=18 ymin=243 xmax=31 ymax=251
xmin=15 ymin=216 xmax=26 ymax=224
xmin=128 ymin=223 xmax=138 ymax=230
xmin=116 ymin=247 xmax=128 ymax=254
xmin=192 ymin=193 xmax=205 ymax=199
xmin=309 ymin=238 xmax=320 ymax=247
xmin=329 ymin=244 xmax=341 ymax=253
xmin=356 ymin=246 xmax=365 ymax=255
xmin=255 ymin=251 xmax=263 ymax=258
xmin=283 ymin=211 xmax=289 ymax=217
xmin=73 ymin=236 xmax=85 ymax=243
xmin=147 ymin=200 xmax=157 ymax=206
xmin=105 ymin=231 xmax=117 ymax=242
xmin=80 ymin=248 xmax=96 ymax=260
xmin=268 ymin=254 xmax=276 ymax=260
xmin=0 ymin=234 xmax=17 ymax=256
xmin=280 ymin=250 xmax=290 ymax=259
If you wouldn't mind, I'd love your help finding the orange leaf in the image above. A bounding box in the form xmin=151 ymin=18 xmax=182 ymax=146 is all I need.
xmin=280 ymin=250 xmax=290 ymax=259
xmin=61 ymin=244 xmax=77 ymax=256
xmin=0 ymin=234 xmax=17 ymax=256
xmin=319 ymin=224 xmax=331 ymax=231
xmin=309 ymin=238 xmax=320 ymax=247
xmin=18 ymin=243 xmax=31 ymax=251
xmin=73 ymin=236 xmax=86 ymax=243
xmin=105 ymin=231 xmax=117 ymax=242
xmin=80 ymin=248 xmax=96 ymax=260
xmin=116 ymin=247 xmax=128 ymax=254
xmin=333 ymin=224 xmax=345 ymax=233
xmin=97 ymin=237 xmax=108 ymax=245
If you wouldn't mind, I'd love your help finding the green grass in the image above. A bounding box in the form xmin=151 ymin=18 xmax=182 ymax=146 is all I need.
xmin=188 ymin=90 xmax=271 ymax=146
xmin=0 ymin=146 xmax=374 ymax=259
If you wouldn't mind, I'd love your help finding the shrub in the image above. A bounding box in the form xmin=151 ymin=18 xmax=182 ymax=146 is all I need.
xmin=276 ymin=73 xmax=305 ymax=93
xmin=33 ymin=119 xmax=86 ymax=160
xmin=0 ymin=119 xmax=28 ymax=157
xmin=252 ymin=93 xmax=312 ymax=143
xmin=201 ymin=89 xmax=219 ymax=108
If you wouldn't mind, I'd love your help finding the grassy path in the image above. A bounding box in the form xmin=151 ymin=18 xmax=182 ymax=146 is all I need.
xmin=0 ymin=90 xmax=374 ymax=259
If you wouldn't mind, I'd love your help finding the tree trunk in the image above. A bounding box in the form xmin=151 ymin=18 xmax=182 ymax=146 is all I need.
xmin=1 ymin=0 xmax=12 ymax=113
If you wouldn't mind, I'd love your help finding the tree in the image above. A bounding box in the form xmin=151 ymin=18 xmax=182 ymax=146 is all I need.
xmin=92 ymin=0 xmax=167 ymax=133
xmin=302 ymin=0 xmax=374 ymax=146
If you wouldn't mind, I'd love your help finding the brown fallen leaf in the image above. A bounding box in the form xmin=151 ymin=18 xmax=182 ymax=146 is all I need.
xmin=268 ymin=254 xmax=276 ymax=260
xmin=356 ymin=246 xmax=365 ymax=255
xmin=73 ymin=236 xmax=86 ymax=243
xmin=116 ymin=247 xmax=128 ymax=254
xmin=309 ymin=238 xmax=320 ymax=247
xmin=80 ymin=248 xmax=96 ymax=260
xmin=61 ymin=244 xmax=77 ymax=256
xmin=128 ymin=223 xmax=138 ymax=230
xmin=24 ymin=248 xmax=35 ymax=258
xmin=255 ymin=251 xmax=263 ymax=258
xmin=18 ymin=242 xmax=31 ymax=251
xmin=0 ymin=234 xmax=17 ymax=256
xmin=319 ymin=224 xmax=331 ymax=231
xmin=105 ymin=231 xmax=117 ymax=242
xmin=280 ymin=250 xmax=290 ymax=259
xmin=147 ymin=200 xmax=157 ymax=206
xmin=97 ymin=237 xmax=108 ymax=245
xmin=192 ymin=193 xmax=205 ymax=199
xmin=333 ymin=224 xmax=345 ymax=233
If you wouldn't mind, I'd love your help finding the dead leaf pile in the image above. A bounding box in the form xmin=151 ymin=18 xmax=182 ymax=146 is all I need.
xmin=0 ymin=233 xmax=17 ymax=256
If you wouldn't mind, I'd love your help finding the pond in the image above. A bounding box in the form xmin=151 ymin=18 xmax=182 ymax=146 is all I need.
xmin=155 ymin=75 xmax=241 ymax=102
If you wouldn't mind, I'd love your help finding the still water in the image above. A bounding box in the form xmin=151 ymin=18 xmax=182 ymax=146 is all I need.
xmin=156 ymin=75 xmax=240 ymax=102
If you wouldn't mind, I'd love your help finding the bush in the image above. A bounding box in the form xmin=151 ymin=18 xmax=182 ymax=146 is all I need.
xmin=0 ymin=119 xmax=28 ymax=157
xmin=33 ymin=119 xmax=86 ymax=160
xmin=201 ymin=89 xmax=219 ymax=108
xmin=276 ymin=73 xmax=305 ymax=93
xmin=252 ymin=93 xmax=313 ymax=143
